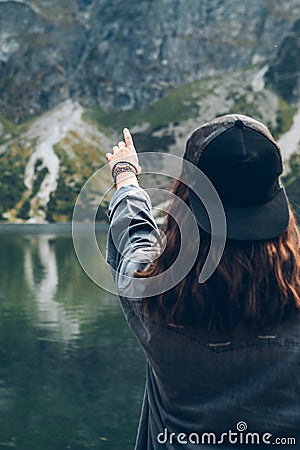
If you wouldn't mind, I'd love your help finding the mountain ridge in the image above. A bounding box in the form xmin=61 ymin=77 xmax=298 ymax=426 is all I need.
xmin=1 ymin=64 xmax=299 ymax=223
xmin=0 ymin=1 xmax=300 ymax=222
xmin=1 ymin=0 xmax=300 ymax=122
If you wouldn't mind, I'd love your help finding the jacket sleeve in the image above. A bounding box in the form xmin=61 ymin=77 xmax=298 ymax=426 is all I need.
xmin=106 ymin=184 xmax=160 ymax=298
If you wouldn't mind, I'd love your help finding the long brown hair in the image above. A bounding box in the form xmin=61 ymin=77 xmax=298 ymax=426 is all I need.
xmin=135 ymin=179 xmax=300 ymax=331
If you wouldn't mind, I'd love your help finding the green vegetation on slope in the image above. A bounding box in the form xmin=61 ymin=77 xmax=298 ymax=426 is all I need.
xmin=87 ymin=78 xmax=210 ymax=131
xmin=47 ymin=132 xmax=109 ymax=222
xmin=272 ymin=98 xmax=297 ymax=138
xmin=0 ymin=143 xmax=30 ymax=220
xmin=0 ymin=115 xmax=25 ymax=145
xmin=282 ymin=151 xmax=300 ymax=223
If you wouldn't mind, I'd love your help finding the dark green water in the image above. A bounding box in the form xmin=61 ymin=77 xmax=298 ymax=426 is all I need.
xmin=0 ymin=230 xmax=145 ymax=450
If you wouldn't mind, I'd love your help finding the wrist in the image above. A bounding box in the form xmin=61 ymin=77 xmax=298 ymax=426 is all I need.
xmin=111 ymin=161 xmax=140 ymax=190
xmin=115 ymin=171 xmax=139 ymax=190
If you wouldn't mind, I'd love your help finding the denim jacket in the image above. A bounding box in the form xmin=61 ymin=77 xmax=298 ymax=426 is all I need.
xmin=106 ymin=185 xmax=300 ymax=449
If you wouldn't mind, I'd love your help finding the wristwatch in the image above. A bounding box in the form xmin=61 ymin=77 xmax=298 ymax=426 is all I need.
xmin=111 ymin=161 xmax=140 ymax=187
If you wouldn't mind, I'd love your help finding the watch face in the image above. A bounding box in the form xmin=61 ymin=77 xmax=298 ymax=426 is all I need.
xmin=112 ymin=162 xmax=139 ymax=187
xmin=116 ymin=162 xmax=129 ymax=167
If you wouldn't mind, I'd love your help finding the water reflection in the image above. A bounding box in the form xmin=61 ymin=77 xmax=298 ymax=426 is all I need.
xmin=24 ymin=235 xmax=80 ymax=344
xmin=0 ymin=231 xmax=145 ymax=450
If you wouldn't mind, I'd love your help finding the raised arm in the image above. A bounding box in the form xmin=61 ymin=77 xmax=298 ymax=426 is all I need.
xmin=106 ymin=129 xmax=159 ymax=299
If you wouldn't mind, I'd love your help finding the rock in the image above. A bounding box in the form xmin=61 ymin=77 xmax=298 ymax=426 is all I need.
xmin=265 ymin=19 xmax=300 ymax=104
xmin=0 ymin=0 xmax=299 ymax=121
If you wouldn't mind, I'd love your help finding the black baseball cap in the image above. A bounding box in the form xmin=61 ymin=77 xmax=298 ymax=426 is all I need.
xmin=183 ymin=114 xmax=290 ymax=240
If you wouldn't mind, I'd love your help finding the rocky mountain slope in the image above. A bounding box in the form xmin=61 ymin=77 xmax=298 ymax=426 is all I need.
xmin=0 ymin=100 xmax=113 ymax=222
xmin=1 ymin=0 xmax=300 ymax=121
xmin=0 ymin=0 xmax=300 ymax=222
xmin=266 ymin=17 xmax=300 ymax=103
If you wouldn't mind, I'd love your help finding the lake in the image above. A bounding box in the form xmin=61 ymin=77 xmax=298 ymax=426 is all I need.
xmin=0 ymin=226 xmax=145 ymax=449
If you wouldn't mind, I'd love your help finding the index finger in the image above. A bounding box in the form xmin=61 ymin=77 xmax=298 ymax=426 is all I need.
xmin=123 ymin=128 xmax=135 ymax=151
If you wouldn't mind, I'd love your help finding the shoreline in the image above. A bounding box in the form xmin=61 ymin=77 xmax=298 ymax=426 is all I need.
xmin=0 ymin=222 xmax=109 ymax=235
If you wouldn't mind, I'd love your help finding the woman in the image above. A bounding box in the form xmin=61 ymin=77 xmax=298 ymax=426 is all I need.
xmin=106 ymin=115 xmax=300 ymax=449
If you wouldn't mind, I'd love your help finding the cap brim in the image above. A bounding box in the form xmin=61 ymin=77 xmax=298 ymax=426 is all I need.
xmin=189 ymin=187 xmax=290 ymax=240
